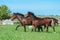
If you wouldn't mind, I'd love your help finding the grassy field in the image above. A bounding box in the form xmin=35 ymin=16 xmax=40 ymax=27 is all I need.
xmin=0 ymin=24 xmax=60 ymax=40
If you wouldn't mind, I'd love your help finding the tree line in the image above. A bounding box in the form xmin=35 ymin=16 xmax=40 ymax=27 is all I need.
xmin=0 ymin=5 xmax=11 ymax=20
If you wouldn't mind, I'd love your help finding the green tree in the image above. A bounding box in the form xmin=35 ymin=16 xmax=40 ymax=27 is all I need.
xmin=0 ymin=5 xmax=11 ymax=20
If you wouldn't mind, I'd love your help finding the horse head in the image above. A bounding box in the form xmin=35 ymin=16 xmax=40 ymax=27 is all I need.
xmin=11 ymin=12 xmax=24 ymax=21
xmin=11 ymin=13 xmax=17 ymax=21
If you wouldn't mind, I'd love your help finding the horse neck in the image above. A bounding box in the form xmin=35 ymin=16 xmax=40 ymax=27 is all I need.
xmin=31 ymin=15 xmax=41 ymax=20
xmin=17 ymin=15 xmax=24 ymax=22
xmin=29 ymin=15 xmax=35 ymax=20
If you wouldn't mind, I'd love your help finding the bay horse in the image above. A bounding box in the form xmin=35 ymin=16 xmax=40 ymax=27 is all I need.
xmin=25 ymin=12 xmax=55 ymax=32
xmin=11 ymin=13 xmax=33 ymax=32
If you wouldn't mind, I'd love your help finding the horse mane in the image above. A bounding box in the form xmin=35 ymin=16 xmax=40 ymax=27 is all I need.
xmin=28 ymin=12 xmax=40 ymax=19
xmin=28 ymin=12 xmax=36 ymax=17
xmin=13 ymin=12 xmax=24 ymax=17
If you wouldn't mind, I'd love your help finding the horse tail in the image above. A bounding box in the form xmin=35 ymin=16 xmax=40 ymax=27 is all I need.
xmin=51 ymin=19 xmax=55 ymax=27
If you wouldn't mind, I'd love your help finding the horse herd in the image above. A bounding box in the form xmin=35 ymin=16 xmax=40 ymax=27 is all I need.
xmin=11 ymin=12 xmax=58 ymax=32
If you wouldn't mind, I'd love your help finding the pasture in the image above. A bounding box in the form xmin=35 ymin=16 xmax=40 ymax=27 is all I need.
xmin=0 ymin=24 xmax=60 ymax=40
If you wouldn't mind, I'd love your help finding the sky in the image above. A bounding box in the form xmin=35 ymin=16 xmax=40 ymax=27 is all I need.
xmin=0 ymin=0 xmax=60 ymax=15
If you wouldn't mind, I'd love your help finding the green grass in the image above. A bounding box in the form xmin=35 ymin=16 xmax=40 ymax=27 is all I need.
xmin=0 ymin=24 xmax=60 ymax=40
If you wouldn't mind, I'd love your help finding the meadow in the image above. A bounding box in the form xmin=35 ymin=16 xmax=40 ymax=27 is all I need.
xmin=0 ymin=24 xmax=60 ymax=40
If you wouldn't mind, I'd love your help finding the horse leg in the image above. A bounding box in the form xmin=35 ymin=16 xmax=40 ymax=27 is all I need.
xmin=31 ymin=26 xmax=35 ymax=32
xmin=33 ymin=27 xmax=36 ymax=32
xmin=31 ymin=26 xmax=34 ymax=32
xmin=15 ymin=25 xmax=20 ymax=30
xmin=34 ymin=27 xmax=36 ymax=32
xmin=52 ymin=27 xmax=55 ymax=32
xmin=38 ymin=27 xmax=40 ymax=32
xmin=40 ymin=27 xmax=43 ymax=32
xmin=37 ymin=26 xmax=43 ymax=32
xmin=31 ymin=29 xmax=33 ymax=32
xmin=44 ymin=25 xmax=46 ymax=29
xmin=46 ymin=24 xmax=48 ymax=32
xmin=24 ymin=25 xmax=26 ymax=32
xmin=46 ymin=27 xmax=48 ymax=32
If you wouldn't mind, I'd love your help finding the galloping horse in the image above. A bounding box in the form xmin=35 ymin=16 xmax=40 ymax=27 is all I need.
xmin=25 ymin=12 xmax=55 ymax=32
xmin=11 ymin=13 xmax=32 ymax=32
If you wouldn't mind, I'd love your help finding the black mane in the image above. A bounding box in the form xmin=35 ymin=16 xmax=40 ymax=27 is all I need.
xmin=13 ymin=12 xmax=24 ymax=17
xmin=28 ymin=12 xmax=37 ymax=18
xmin=28 ymin=12 xmax=40 ymax=19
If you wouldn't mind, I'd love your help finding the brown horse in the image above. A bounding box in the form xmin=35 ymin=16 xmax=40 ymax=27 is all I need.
xmin=11 ymin=13 xmax=33 ymax=32
xmin=25 ymin=12 xmax=55 ymax=32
